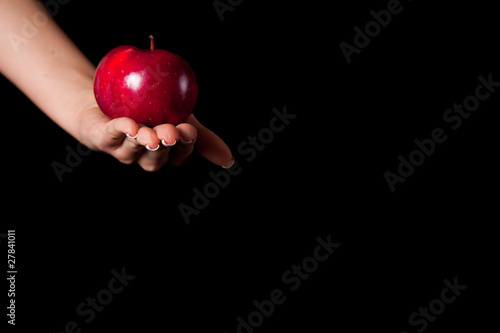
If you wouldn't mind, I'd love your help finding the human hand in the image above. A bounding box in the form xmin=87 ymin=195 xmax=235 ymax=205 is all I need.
xmin=79 ymin=105 xmax=234 ymax=172
xmin=0 ymin=0 xmax=233 ymax=172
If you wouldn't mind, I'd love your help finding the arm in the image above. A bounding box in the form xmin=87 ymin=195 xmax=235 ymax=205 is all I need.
xmin=0 ymin=0 xmax=233 ymax=171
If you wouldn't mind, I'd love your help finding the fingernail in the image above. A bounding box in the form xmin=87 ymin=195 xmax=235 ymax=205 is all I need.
xmin=126 ymin=132 xmax=138 ymax=139
xmin=179 ymin=138 xmax=193 ymax=145
xmin=222 ymin=157 xmax=235 ymax=169
xmin=161 ymin=139 xmax=177 ymax=147
xmin=145 ymin=144 xmax=160 ymax=152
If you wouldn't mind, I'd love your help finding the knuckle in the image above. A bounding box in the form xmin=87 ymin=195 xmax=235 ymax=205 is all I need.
xmin=142 ymin=164 xmax=161 ymax=172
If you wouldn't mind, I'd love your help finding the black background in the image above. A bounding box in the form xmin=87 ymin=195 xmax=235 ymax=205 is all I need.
xmin=2 ymin=0 xmax=498 ymax=332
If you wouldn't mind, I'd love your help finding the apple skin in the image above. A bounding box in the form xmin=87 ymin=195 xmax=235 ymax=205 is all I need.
xmin=94 ymin=45 xmax=198 ymax=127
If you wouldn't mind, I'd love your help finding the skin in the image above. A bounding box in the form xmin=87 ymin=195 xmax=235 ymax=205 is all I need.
xmin=0 ymin=0 xmax=234 ymax=172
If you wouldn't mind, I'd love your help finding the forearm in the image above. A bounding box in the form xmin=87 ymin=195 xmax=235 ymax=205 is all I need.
xmin=0 ymin=1 xmax=233 ymax=169
xmin=0 ymin=0 xmax=97 ymax=143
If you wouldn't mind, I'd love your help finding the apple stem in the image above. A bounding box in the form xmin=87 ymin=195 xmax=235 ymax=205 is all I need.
xmin=149 ymin=35 xmax=155 ymax=50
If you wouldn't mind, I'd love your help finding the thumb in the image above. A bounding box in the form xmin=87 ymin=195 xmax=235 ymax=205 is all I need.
xmin=186 ymin=114 xmax=234 ymax=168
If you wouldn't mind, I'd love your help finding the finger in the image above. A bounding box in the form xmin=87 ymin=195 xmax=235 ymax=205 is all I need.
xmin=154 ymin=123 xmax=180 ymax=147
xmin=168 ymin=123 xmax=197 ymax=166
xmin=98 ymin=118 xmax=147 ymax=165
xmin=137 ymin=147 xmax=171 ymax=172
xmin=136 ymin=126 xmax=161 ymax=151
xmin=134 ymin=124 xmax=179 ymax=171
xmin=100 ymin=117 xmax=140 ymax=150
xmin=177 ymin=122 xmax=197 ymax=144
xmin=186 ymin=115 xmax=234 ymax=168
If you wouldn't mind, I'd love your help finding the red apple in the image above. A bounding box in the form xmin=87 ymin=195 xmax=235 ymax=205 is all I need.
xmin=93 ymin=35 xmax=198 ymax=127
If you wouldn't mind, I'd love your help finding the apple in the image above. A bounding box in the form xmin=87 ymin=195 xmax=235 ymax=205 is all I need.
xmin=94 ymin=35 xmax=198 ymax=127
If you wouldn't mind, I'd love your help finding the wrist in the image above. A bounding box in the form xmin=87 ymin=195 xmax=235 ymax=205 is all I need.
xmin=72 ymin=88 xmax=108 ymax=151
